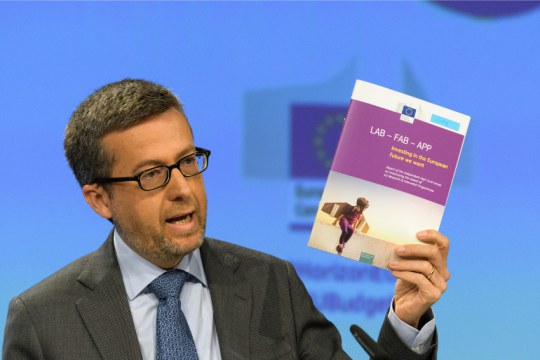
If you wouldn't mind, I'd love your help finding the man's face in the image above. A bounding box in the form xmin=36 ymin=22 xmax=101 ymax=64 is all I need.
xmin=99 ymin=108 xmax=207 ymax=269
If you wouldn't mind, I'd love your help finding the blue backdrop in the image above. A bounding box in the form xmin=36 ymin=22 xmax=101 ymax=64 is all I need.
xmin=1 ymin=2 xmax=539 ymax=359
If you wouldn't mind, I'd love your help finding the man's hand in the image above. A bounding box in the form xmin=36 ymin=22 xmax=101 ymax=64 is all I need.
xmin=388 ymin=230 xmax=450 ymax=328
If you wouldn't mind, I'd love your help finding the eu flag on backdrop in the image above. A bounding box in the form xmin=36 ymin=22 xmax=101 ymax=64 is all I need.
xmin=290 ymin=104 xmax=346 ymax=178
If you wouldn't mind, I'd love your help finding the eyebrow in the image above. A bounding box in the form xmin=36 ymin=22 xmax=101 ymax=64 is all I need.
xmin=131 ymin=147 xmax=196 ymax=174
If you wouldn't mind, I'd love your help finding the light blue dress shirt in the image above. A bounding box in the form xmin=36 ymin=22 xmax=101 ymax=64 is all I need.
xmin=114 ymin=230 xmax=222 ymax=360
xmin=114 ymin=230 xmax=434 ymax=358
xmin=388 ymin=300 xmax=435 ymax=354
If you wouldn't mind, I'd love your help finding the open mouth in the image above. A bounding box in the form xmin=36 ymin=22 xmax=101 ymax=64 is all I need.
xmin=166 ymin=212 xmax=193 ymax=225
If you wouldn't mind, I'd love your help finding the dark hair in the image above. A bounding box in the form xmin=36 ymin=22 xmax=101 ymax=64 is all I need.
xmin=64 ymin=79 xmax=184 ymax=187
xmin=356 ymin=197 xmax=369 ymax=209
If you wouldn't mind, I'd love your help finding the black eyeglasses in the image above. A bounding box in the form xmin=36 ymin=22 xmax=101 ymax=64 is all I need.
xmin=93 ymin=147 xmax=211 ymax=191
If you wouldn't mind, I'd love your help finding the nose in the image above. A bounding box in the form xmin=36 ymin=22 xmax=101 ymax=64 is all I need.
xmin=166 ymin=167 xmax=193 ymax=199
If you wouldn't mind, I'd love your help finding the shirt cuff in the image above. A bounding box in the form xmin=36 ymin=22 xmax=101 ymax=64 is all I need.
xmin=387 ymin=299 xmax=435 ymax=354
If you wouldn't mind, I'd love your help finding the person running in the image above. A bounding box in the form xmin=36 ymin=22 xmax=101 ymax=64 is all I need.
xmin=333 ymin=197 xmax=369 ymax=255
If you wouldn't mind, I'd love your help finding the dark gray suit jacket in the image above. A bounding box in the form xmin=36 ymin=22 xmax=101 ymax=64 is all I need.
xmin=3 ymin=233 xmax=436 ymax=359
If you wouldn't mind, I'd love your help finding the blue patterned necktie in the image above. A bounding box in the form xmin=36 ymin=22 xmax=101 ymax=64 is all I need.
xmin=148 ymin=270 xmax=199 ymax=360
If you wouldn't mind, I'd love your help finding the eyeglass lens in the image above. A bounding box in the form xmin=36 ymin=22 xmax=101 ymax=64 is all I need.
xmin=139 ymin=153 xmax=207 ymax=190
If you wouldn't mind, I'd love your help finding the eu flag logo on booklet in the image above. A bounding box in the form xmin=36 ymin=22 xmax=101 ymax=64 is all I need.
xmin=400 ymin=105 xmax=416 ymax=123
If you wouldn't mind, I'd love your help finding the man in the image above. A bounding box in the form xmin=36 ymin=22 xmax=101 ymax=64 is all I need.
xmin=3 ymin=79 xmax=450 ymax=359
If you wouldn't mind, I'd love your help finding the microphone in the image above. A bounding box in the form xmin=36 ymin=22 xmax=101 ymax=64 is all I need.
xmin=350 ymin=324 xmax=391 ymax=360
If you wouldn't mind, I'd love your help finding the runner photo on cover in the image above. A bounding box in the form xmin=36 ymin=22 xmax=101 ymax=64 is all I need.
xmin=333 ymin=197 xmax=369 ymax=255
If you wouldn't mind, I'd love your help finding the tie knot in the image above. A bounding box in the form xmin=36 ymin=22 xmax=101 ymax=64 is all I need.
xmin=148 ymin=269 xmax=189 ymax=300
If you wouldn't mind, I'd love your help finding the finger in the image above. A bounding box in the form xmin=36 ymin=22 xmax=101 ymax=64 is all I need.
xmin=389 ymin=260 xmax=447 ymax=292
xmin=428 ymin=270 xmax=447 ymax=293
xmin=392 ymin=270 xmax=444 ymax=304
xmin=417 ymin=229 xmax=450 ymax=262
xmin=396 ymin=243 xmax=443 ymax=270
xmin=417 ymin=230 xmax=451 ymax=281
xmin=396 ymin=244 xmax=450 ymax=281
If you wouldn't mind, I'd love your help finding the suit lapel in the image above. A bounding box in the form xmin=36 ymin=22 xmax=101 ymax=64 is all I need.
xmin=201 ymin=239 xmax=252 ymax=360
xmin=76 ymin=234 xmax=143 ymax=360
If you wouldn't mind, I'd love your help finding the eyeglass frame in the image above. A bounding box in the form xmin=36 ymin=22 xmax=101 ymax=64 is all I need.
xmin=92 ymin=147 xmax=211 ymax=191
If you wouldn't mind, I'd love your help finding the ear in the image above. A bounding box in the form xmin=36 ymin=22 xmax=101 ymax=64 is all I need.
xmin=82 ymin=184 xmax=113 ymax=219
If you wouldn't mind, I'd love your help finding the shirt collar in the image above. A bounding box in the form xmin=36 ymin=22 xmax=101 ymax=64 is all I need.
xmin=113 ymin=228 xmax=208 ymax=301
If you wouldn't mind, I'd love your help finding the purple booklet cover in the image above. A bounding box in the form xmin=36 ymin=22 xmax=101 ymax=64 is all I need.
xmin=308 ymin=80 xmax=470 ymax=269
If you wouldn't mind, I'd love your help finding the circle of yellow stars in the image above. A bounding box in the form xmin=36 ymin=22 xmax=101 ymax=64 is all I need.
xmin=313 ymin=113 xmax=344 ymax=170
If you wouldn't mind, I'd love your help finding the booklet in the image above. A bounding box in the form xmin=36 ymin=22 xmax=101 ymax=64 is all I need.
xmin=308 ymin=80 xmax=470 ymax=269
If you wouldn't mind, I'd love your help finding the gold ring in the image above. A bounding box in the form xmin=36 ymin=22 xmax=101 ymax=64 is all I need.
xmin=426 ymin=266 xmax=435 ymax=280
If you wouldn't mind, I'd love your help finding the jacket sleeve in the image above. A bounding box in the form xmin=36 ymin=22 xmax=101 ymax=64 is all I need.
xmin=286 ymin=261 xmax=352 ymax=360
xmin=286 ymin=261 xmax=438 ymax=360
xmin=377 ymin=309 xmax=438 ymax=360
xmin=3 ymin=296 xmax=46 ymax=360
